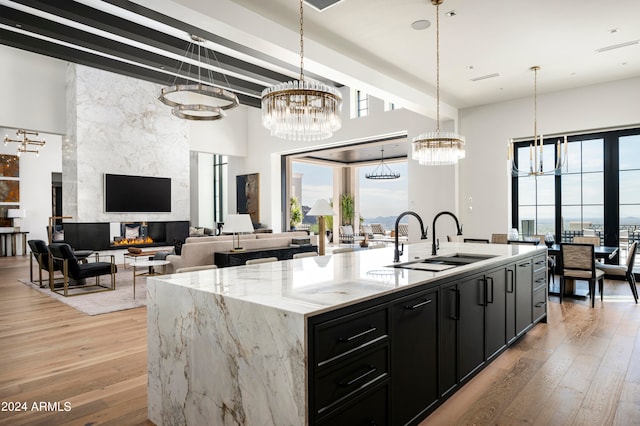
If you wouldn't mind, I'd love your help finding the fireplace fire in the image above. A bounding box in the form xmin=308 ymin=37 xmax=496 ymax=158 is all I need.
xmin=113 ymin=236 xmax=154 ymax=246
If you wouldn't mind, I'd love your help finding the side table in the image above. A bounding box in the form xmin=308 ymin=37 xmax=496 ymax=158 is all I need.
xmin=129 ymin=259 xmax=170 ymax=299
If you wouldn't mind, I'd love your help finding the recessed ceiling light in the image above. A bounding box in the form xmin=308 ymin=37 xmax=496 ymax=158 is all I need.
xmin=570 ymin=72 xmax=577 ymax=76
xmin=609 ymin=28 xmax=618 ymax=34
xmin=466 ymin=65 xmax=474 ymax=70
xmin=621 ymin=62 xmax=628 ymax=66
xmin=411 ymin=19 xmax=431 ymax=30
xmin=445 ymin=10 xmax=456 ymax=17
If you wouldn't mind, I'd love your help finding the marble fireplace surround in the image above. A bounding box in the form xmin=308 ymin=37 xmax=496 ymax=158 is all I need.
xmin=58 ymin=220 xmax=189 ymax=251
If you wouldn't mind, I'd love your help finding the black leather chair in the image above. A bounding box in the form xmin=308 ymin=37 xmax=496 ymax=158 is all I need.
xmin=28 ymin=239 xmax=60 ymax=288
xmin=48 ymin=243 xmax=117 ymax=296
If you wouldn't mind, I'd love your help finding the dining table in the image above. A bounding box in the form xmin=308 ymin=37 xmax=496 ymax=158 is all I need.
xmin=546 ymin=244 xmax=619 ymax=298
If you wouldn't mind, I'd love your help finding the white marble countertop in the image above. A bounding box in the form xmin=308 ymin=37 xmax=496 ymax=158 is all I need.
xmin=147 ymin=241 xmax=546 ymax=317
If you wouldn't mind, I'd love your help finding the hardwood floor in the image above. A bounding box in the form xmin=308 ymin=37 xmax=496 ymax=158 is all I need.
xmin=1 ymin=255 xmax=639 ymax=425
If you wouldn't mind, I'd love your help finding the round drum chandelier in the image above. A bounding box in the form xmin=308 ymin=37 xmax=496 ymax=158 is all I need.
xmin=412 ymin=0 xmax=465 ymax=166
xmin=261 ymin=0 xmax=342 ymax=141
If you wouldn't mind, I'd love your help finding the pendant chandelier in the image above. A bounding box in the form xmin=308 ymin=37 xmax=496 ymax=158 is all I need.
xmin=412 ymin=0 xmax=465 ymax=166
xmin=508 ymin=66 xmax=567 ymax=176
xmin=4 ymin=129 xmax=45 ymax=156
xmin=159 ymin=35 xmax=239 ymax=121
xmin=366 ymin=148 xmax=400 ymax=180
xmin=261 ymin=0 xmax=342 ymax=141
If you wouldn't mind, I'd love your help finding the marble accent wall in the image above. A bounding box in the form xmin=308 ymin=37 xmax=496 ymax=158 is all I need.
xmin=147 ymin=277 xmax=307 ymax=425
xmin=65 ymin=64 xmax=190 ymax=222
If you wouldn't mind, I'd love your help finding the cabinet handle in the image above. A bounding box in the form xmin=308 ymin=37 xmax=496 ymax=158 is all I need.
xmin=535 ymin=301 xmax=546 ymax=308
xmin=535 ymin=277 xmax=546 ymax=284
xmin=338 ymin=364 xmax=377 ymax=387
xmin=507 ymin=269 xmax=514 ymax=293
xmin=405 ymin=299 xmax=432 ymax=310
xmin=519 ymin=262 xmax=531 ymax=267
xmin=535 ymin=260 xmax=546 ymax=266
xmin=338 ymin=326 xmax=377 ymax=343
xmin=449 ymin=288 xmax=460 ymax=320
xmin=487 ymin=277 xmax=494 ymax=304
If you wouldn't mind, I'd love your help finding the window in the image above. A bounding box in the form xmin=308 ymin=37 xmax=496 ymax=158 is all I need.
xmin=384 ymin=100 xmax=396 ymax=112
xmin=356 ymin=90 xmax=368 ymax=117
xmin=512 ymin=128 xmax=640 ymax=246
xmin=358 ymin=162 xmax=407 ymax=231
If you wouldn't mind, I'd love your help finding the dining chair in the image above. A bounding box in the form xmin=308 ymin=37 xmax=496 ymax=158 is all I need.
xmin=596 ymin=241 xmax=638 ymax=303
xmin=292 ymin=251 xmax=318 ymax=258
xmin=176 ymin=264 xmax=218 ymax=273
xmin=507 ymin=240 xmax=539 ymax=245
xmin=331 ymin=247 xmax=354 ymax=254
xmin=573 ymin=236 xmax=600 ymax=246
xmin=490 ymin=233 xmax=508 ymax=244
xmin=619 ymin=229 xmax=630 ymax=254
xmin=559 ymin=243 xmax=604 ymax=307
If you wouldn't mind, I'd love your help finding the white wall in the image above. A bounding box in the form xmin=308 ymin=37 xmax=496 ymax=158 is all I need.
xmin=0 ymin=129 xmax=62 ymax=244
xmin=237 ymin=86 xmax=459 ymax=238
xmin=458 ymin=76 xmax=640 ymax=238
xmin=189 ymin=105 xmax=249 ymax=156
xmin=0 ymin=45 xmax=67 ymax=134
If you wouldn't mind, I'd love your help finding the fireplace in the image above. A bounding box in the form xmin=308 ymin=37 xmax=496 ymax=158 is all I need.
xmin=58 ymin=221 xmax=189 ymax=251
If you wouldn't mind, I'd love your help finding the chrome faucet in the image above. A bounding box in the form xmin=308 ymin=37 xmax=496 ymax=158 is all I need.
xmin=393 ymin=211 xmax=428 ymax=263
xmin=432 ymin=211 xmax=463 ymax=255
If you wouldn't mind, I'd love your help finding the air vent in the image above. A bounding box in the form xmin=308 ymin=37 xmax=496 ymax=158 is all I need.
xmin=470 ymin=73 xmax=500 ymax=82
xmin=304 ymin=0 xmax=344 ymax=12
xmin=595 ymin=40 xmax=639 ymax=53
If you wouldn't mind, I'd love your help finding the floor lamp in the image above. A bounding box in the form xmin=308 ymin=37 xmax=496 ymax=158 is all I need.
xmin=307 ymin=199 xmax=336 ymax=256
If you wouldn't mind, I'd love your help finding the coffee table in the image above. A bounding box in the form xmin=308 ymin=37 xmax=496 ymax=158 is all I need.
xmin=129 ymin=259 xmax=170 ymax=299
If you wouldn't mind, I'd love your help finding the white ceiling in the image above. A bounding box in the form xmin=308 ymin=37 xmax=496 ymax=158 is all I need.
xmin=227 ymin=0 xmax=640 ymax=110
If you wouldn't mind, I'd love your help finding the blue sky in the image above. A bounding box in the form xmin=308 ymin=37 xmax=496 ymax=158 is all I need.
xmin=292 ymin=161 xmax=408 ymax=218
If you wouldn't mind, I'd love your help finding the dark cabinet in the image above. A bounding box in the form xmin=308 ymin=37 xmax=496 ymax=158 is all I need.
xmin=308 ymin=251 xmax=546 ymax=425
xmin=515 ymin=259 xmax=533 ymax=335
xmin=484 ymin=267 xmax=507 ymax=360
xmin=505 ymin=264 xmax=517 ymax=343
xmin=391 ymin=289 xmax=438 ymax=425
xmin=439 ymin=282 xmax=459 ymax=398
xmin=457 ymin=274 xmax=486 ymax=382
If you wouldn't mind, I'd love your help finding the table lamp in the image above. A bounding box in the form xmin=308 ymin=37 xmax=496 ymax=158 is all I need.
xmin=307 ymin=199 xmax=336 ymax=256
xmin=7 ymin=208 xmax=25 ymax=229
xmin=222 ymin=214 xmax=254 ymax=251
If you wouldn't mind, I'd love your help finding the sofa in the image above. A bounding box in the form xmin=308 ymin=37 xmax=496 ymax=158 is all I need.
xmin=165 ymin=231 xmax=317 ymax=273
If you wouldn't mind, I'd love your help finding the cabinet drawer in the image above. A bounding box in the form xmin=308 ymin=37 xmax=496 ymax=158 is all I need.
xmin=317 ymin=382 xmax=388 ymax=426
xmin=533 ymin=254 xmax=547 ymax=273
xmin=316 ymin=345 xmax=389 ymax=417
xmin=533 ymin=269 xmax=547 ymax=291
xmin=315 ymin=306 xmax=388 ymax=367
xmin=533 ymin=287 xmax=547 ymax=322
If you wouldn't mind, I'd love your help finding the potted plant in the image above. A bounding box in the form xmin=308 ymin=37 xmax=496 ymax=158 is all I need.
xmin=290 ymin=197 xmax=302 ymax=230
xmin=340 ymin=194 xmax=355 ymax=226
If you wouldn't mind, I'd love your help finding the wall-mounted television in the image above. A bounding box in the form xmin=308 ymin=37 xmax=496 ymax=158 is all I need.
xmin=105 ymin=174 xmax=171 ymax=212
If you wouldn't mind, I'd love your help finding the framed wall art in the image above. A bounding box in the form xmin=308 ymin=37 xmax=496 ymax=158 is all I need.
xmin=236 ymin=173 xmax=260 ymax=225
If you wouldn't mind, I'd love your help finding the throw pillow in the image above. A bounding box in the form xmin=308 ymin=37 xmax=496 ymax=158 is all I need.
xmin=125 ymin=225 xmax=140 ymax=239
xmin=128 ymin=247 xmax=142 ymax=254
xmin=189 ymin=226 xmax=205 ymax=236
xmin=52 ymin=230 xmax=65 ymax=241
xmin=173 ymin=239 xmax=183 ymax=255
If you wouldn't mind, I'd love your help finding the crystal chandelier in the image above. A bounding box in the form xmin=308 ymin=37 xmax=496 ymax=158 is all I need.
xmin=261 ymin=0 xmax=342 ymax=141
xmin=412 ymin=0 xmax=465 ymax=166
xmin=159 ymin=35 xmax=239 ymax=121
xmin=4 ymin=129 xmax=46 ymax=156
xmin=508 ymin=66 xmax=567 ymax=176
xmin=366 ymin=148 xmax=400 ymax=180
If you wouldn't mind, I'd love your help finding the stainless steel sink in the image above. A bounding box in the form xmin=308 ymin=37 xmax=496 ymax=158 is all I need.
xmin=388 ymin=253 xmax=497 ymax=272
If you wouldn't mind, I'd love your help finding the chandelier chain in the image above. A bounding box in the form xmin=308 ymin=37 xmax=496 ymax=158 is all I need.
xmin=299 ymin=0 xmax=304 ymax=82
xmin=435 ymin=2 xmax=440 ymax=132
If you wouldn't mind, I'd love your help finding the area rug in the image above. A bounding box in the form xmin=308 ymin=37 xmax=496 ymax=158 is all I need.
xmin=19 ymin=271 xmax=147 ymax=316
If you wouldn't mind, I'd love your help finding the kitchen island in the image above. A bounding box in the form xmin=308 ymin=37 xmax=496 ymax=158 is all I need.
xmin=147 ymin=242 xmax=547 ymax=425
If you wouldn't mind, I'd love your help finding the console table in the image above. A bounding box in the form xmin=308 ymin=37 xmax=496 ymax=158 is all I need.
xmin=215 ymin=245 xmax=317 ymax=267
xmin=0 ymin=230 xmax=29 ymax=256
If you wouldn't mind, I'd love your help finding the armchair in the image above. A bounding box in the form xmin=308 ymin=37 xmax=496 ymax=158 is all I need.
xmin=28 ymin=239 xmax=60 ymax=288
xmin=339 ymin=225 xmax=365 ymax=246
xmin=48 ymin=243 xmax=117 ymax=296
